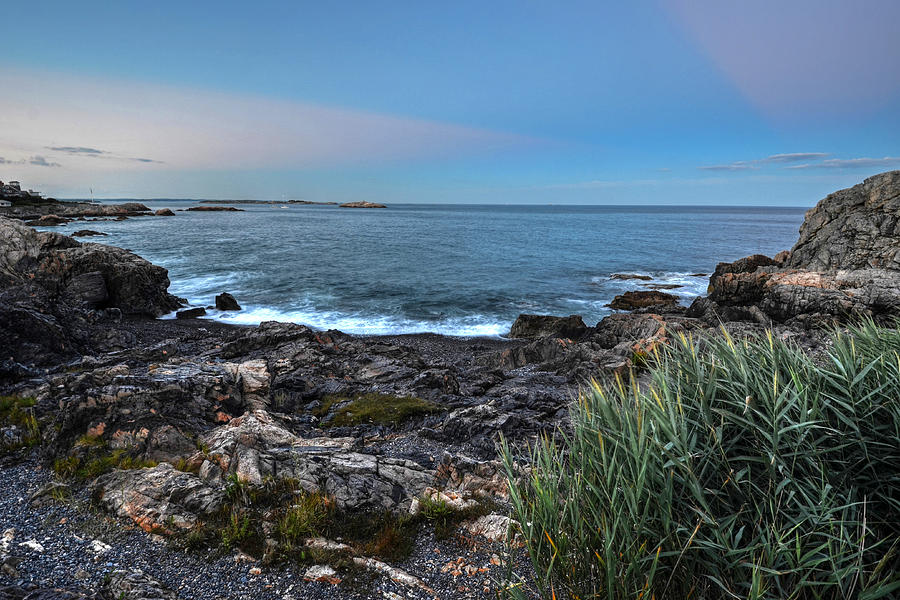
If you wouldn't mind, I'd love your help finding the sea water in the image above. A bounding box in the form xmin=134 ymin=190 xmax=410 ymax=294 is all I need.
xmin=57 ymin=202 xmax=807 ymax=336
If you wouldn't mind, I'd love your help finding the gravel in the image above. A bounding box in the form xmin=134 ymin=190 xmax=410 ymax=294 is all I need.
xmin=0 ymin=454 xmax=528 ymax=599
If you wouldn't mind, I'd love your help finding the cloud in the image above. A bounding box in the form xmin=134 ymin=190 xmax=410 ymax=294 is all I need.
xmin=786 ymin=157 xmax=900 ymax=170
xmin=0 ymin=155 xmax=61 ymax=167
xmin=27 ymin=155 xmax=61 ymax=167
xmin=699 ymin=161 xmax=756 ymax=171
xmin=47 ymin=146 xmax=106 ymax=155
xmin=700 ymin=152 xmax=831 ymax=171
xmin=0 ymin=67 xmax=530 ymax=179
xmin=763 ymin=153 xmax=830 ymax=164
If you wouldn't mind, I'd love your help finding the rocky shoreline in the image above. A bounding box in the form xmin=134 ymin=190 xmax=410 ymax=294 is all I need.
xmin=1 ymin=171 xmax=899 ymax=599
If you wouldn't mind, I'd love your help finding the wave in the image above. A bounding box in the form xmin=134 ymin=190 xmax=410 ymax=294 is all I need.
xmin=165 ymin=304 xmax=509 ymax=337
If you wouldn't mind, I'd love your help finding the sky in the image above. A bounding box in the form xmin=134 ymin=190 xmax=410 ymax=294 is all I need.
xmin=1 ymin=0 xmax=899 ymax=205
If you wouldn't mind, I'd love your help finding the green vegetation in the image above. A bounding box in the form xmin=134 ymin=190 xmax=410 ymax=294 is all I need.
xmin=0 ymin=396 xmax=41 ymax=454
xmin=314 ymin=392 xmax=443 ymax=427
xmin=502 ymin=321 xmax=900 ymax=600
xmin=53 ymin=436 xmax=158 ymax=480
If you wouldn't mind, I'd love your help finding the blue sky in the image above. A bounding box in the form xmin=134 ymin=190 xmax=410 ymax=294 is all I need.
xmin=1 ymin=0 xmax=898 ymax=204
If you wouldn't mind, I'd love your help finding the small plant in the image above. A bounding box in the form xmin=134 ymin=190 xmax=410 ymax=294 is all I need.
xmin=0 ymin=396 xmax=41 ymax=454
xmin=277 ymin=492 xmax=334 ymax=546
xmin=314 ymin=393 xmax=443 ymax=427
xmin=220 ymin=508 xmax=253 ymax=550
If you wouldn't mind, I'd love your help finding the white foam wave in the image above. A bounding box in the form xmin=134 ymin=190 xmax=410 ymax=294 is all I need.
xmin=196 ymin=305 xmax=509 ymax=337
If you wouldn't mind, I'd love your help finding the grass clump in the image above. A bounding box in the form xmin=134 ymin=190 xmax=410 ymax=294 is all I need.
xmin=53 ymin=440 xmax=158 ymax=480
xmin=502 ymin=320 xmax=900 ymax=600
xmin=0 ymin=396 xmax=41 ymax=454
xmin=314 ymin=392 xmax=442 ymax=427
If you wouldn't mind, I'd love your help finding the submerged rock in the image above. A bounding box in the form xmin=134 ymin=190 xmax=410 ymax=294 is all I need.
xmin=154 ymin=208 xmax=175 ymax=216
xmin=176 ymin=307 xmax=206 ymax=319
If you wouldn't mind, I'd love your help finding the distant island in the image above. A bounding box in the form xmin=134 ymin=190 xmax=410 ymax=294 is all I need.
xmin=200 ymin=199 xmax=339 ymax=205
xmin=339 ymin=201 xmax=387 ymax=208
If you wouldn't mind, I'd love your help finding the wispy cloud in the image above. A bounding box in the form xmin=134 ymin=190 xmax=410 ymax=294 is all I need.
xmin=786 ymin=157 xmax=900 ymax=170
xmin=28 ymin=155 xmax=61 ymax=167
xmin=0 ymin=67 xmax=530 ymax=180
xmin=764 ymin=153 xmax=830 ymax=163
xmin=47 ymin=146 xmax=106 ymax=155
xmin=699 ymin=152 xmax=832 ymax=171
xmin=0 ymin=155 xmax=61 ymax=167
xmin=699 ymin=161 xmax=756 ymax=171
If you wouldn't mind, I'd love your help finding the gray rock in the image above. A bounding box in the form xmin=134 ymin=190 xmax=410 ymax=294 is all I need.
xmin=214 ymin=292 xmax=241 ymax=311
xmin=508 ymin=314 xmax=586 ymax=339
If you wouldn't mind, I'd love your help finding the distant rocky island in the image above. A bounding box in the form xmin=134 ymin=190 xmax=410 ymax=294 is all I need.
xmin=201 ymin=199 xmax=339 ymax=206
xmin=0 ymin=171 xmax=898 ymax=599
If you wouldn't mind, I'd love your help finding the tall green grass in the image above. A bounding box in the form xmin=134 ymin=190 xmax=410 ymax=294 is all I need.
xmin=502 ymin=321 xmax=900 ymax=599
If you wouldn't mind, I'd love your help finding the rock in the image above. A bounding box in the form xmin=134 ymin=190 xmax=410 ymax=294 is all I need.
xmin=176 ymin=307 xmax=206 ymax=319
xmin=154 ymin=209 xmax=175 ymax=216
xmin=101 ymin=569 xmax=178 ymax=600
xmin=92 ymin=463 xmax=225 ymax=533
xmin=185 ymin=206 xmax=243 ymax=212
xmin=28 ymin=482 xmax=71 ymax=507
xmin=464 ymin=514 xmax=516 ymax=542
xmin=508 ymin=314 xmax=587 ymax=339
xmin=696 ymin=171 xmax=900 ymax=324
xmin=25 ymin=214 xmax=70 ymax=226
xmin=610 ymin=273 xmax=652 ymax=280
xmin=215 ymin=292 xmax=241 ymax=311
xmin=338 ymin=201 xmax=387 ymax=208
xmin=607 ymin=290 xmax=679 ymax=310
xmin=303 ymin=565 xmax=341 ymax=585
xmin=788 ymin=170 xmax=900 ymax=271
xmin=71 ymin=230 xmax=107 ymax=237
xmin=61 ymin=271 xmax=108 ymax=308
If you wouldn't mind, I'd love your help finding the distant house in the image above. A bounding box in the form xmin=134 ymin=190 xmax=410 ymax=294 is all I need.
xmin=0 ymin=200 xmax=11 ymax=207
xmin=7 ymin=181 xmax=20 ymax=191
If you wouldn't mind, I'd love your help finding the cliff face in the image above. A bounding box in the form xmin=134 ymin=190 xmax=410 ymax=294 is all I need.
xmin=691 ymin=171 xmax=900 ymax=325
xmin=788 ymin=170 xmax=900 ymax=271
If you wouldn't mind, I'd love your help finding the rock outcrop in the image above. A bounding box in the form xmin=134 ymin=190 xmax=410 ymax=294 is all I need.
xmin=0 ymin=217 xmax=182 ymax=366
xmin=607 ymin=290 xmax=679 ymax=310
xmin=691 ymin=171 xmax=900 ymax=324
xmin=508 ymin=314 xmax=586 ymax=339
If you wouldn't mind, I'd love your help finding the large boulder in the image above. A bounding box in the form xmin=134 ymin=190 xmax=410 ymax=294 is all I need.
xmin=695 ymin=171 xmax=900 ymax=324
xmin=607 ymin=290 xmax=679 ymax=311
xmin=215 ymin=292 xmax=241 ymax=311
xmin=788 ymin=170 xmax=900 ymax=271
xmin=508 ymin=314 xmax=586 ymax=339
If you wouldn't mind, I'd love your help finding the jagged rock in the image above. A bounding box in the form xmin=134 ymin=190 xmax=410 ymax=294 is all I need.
xmin=788 ymin=170 xmax=900 ymax=271
xmin=215 ymin=292 xmax=241 ymax=311
xmin=61 ymin=272 xmax=108 ymax=308
xmin=508 ymin=314 xmax=586 ymax=339
xmin=176 ymin=307 xmax=206 ymax=319
xmin=192 ymin=411 xmax=433 ymax=510
xmin=92 ymin=463 xmax=225 ymax=533
xmin=607 ymin=290 xmax=679 ymax=310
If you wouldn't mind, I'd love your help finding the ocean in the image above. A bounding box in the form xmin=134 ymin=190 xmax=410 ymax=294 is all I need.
xmin=57 ymin=202 xmax=808 ymax=336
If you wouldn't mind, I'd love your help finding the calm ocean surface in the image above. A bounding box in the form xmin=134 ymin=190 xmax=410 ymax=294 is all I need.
xmin=62 ymin=202 xmax=808 ymax=336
